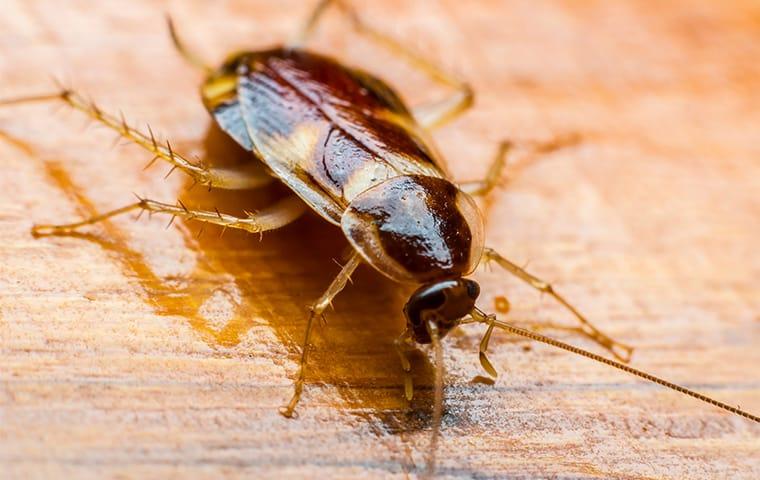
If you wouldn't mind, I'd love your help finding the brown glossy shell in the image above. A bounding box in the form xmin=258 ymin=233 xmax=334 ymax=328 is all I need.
xmin=204 ymin=48 xmax=446 ymax=224
xmin=201 ymin=48 xmax=483 ymax=283
xmin=341 ymin=175 xmax=484 ymax=283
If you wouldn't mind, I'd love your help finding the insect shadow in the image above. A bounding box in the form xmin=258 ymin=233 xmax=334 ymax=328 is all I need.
xmin=177 ymin=122 xmax=441 ymax=433
xmin=22 ymin=118 xmax=440 ymax=434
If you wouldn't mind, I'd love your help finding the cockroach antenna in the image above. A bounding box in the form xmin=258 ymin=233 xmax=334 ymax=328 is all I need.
xmin=405 ymin=274 xmax=759 ymax=477
xmin=468 ymin=307 xmax=760 ymax=423
xmin=424 ymin=321 xmax=444 ymax=480
xmin=166 ymin=14 xmax=212 ymax=74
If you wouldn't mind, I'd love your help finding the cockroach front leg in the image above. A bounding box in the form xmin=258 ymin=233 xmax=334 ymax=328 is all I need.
xmin=280 ymin=253 xmax=362 ymax=418
xmin=1 ymin=89 xmax=273 ymax=190
xmin=32 ymin=195 xmax=306 ymax=237
xmin=481 ymin=248 xmax=634 ymax=363
xmin=394 ymin=329 xmax=415 ymax=400
xmin=458 ymin=141 xmax=512 ymax=197
xmin=478 ymin=309 xmax=501 ymax=378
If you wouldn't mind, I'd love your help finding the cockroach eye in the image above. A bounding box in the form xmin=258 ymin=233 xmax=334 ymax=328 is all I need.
xmin=403 ymin=278 xmax=480 ymax=344
xmin=465 ymin=278 xmax=480 ymax=300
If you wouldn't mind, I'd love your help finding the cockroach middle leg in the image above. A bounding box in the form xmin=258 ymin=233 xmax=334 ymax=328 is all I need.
xmin=292 ymin=0 xmax=472 ymax=131
xmin=0 ymin=89 xmax=272 ymax=190
xmin=412 ymin=83 xmax=473 ymax=131
xmin=458 ymin=141 xmax=512 ymax=197
xmin=32 ymin=195 xmax=307 ymax=237
xmin=482 ymin=247 xmax=634 ymax=362
xmin=280 ymin=253 xmax=362 ymax=418
xmin=457 ymin=134 xmax=586 ymax=198
xmin=394 ymin=329 xmax=415 ymax=400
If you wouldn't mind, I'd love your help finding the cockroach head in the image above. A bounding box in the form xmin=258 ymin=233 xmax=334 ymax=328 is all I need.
xmin=403 ymin=278 xmax=480 ymax=344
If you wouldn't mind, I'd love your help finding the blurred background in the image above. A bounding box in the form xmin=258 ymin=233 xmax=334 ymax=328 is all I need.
xmin=1 ymin=1 xmax=758 ymax=479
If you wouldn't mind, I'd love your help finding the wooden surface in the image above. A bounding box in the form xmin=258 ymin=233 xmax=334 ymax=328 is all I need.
xmin=1 ymin=1 xmax=759 ymax=478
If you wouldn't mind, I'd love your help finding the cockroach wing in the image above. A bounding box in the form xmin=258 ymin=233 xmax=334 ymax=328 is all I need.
xmin=201 ymin=52 xmax=257 ymax=151
xmin=236 ymin=49 xmax=447 ymax=225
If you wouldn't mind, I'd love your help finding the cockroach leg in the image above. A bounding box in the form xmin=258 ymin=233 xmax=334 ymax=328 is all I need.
xmin=458 ymin=141 xmax=512 ymax=197
xmin=166 ymin=14 xmax=212 ymax=74
xmin=393 ymin=329 xmax=415 ymax=400
xmin=470 ymin=307 xmax=760 ymax=423
xmin=0 ymin=89 xmax=273 ymax=190
xmin=481 ymin=247 xmax=635 ymax=362
xmin=31 ymin=195 xmax=306 ymax=237
xmin=412 ymin=84 xmax=473 ymax=131
xmin=292 ymin=0 xmax=472 ymax=131
xmin=290 ymin=0 xmax=335 ymax=46
xmin=280 ymin=253 xmax=362 ymax=418
xmin=478 ymin=311 xmax=500 ymax=378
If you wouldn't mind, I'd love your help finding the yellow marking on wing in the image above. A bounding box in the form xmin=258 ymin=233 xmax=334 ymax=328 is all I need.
xmin=342 ymin=161 xmax=397 ymax=201
xmin=268 ymin=122 xmax=324 ymax=169
xmin=253 ymin=122 xmax=346 ymax=223
xmin=201 ymin=74 xmax=238 ymax=109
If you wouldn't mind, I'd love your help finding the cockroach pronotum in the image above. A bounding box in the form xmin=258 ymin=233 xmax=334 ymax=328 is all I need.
xmin=2 ymin=0 xmax=757 ymax=476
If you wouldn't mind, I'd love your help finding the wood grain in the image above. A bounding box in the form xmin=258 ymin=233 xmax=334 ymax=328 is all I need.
xmin=1 ymin=1 xmax=759 ymax=478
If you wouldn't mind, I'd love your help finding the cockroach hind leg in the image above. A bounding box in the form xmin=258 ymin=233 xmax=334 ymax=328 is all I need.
xmin=293 ymin=0 xmax=472 ymax=132
xmin=32 ymin=202 xmax=142 ymax=237
xmin=0 ymin=87 xmax=273 ymax=190
xmin=280 ymin=253 xmax=362 ymax=418
xmin=481 ymin=247 xmax=634 ymax=363
xmin=32 ymin=195 xmax=307 ymax=238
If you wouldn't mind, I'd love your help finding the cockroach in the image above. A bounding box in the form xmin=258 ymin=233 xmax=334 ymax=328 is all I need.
xmin=2 ymin=0 xmax=758 ymax=476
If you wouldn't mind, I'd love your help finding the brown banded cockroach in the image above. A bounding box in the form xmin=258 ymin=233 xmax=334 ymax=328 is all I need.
xmin=2 ymin=0 xmax=758 ymax=476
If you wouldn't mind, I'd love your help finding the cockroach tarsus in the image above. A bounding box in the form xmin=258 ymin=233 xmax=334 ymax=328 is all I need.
xmin=2 ymin=0 xmax=758 ymax=477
